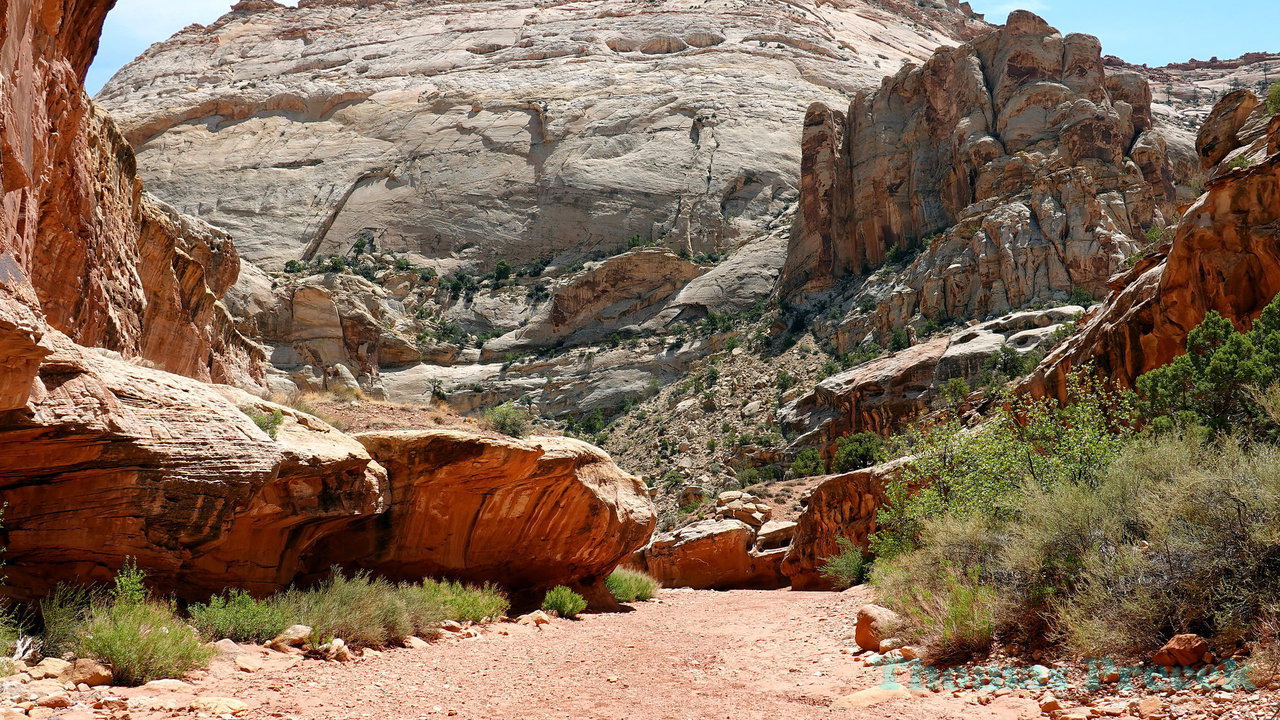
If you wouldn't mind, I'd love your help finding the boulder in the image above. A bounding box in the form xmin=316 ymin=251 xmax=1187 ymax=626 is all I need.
xmin=268 ymin=625 xmax=314 ymax=650
xmin=855 ymin=605 xmax=904 ymax=653
xmin=781 ymin=461 xmax=903 ymax=590
xmin=1152 ymin=634 xmax=1209 ymax=667
xmin=324 ymin=432 xmax=655 ymax=609
xmin=712 ymin=491 xmax=772 ymax=528
xmin=637 ymin=518 xmax=789 ymax=590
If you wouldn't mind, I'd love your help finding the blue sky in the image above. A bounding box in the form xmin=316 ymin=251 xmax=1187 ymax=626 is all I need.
xmin=86 ymin=1 xmax=1278 ymax=95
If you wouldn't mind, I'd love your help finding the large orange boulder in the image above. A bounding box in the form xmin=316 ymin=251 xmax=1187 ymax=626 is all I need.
xmin=322 ymin=431 xmax=656 ymax=608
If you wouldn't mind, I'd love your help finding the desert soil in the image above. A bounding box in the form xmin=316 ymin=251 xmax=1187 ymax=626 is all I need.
xmin=110 ymin=590 xmax=1038 ymax=720
xmin=104 ymin=589 xmax=1277 ymax=720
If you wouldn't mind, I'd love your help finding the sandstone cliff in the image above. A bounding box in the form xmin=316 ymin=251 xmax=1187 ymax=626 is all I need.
xmin=1027 ymin=91 xmax=1280 ymax=401
xmin=100 ymin=0 xmax=986 ymax=272
xmin=96 ymin=0 xmax=991 ymax=412
xmin=781 ymin=11 xmax=1194 ymax=351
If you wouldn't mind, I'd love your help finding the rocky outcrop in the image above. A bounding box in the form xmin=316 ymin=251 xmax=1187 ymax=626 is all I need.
xmin=0 ymin=332 xmax=377 ymax=599
xmin=781 ymin=11 xmax=1190 ymax=336
xmin=99 ymin=0 xmax=985 ymax=274
xmin=324 ymin=431 xmax=656 ymax=608
xmin=781 ymin=306 xmax=1082 ymax=450
xmin=629 ymin=492 xmax=793 ymax=590
xmin=0 ymin=0 xmax=263 ymax=396
xmin=1027 ymin=93 xmax=1280 ymax=402
xmin=782 ymin=462 xmax=901 ymax=591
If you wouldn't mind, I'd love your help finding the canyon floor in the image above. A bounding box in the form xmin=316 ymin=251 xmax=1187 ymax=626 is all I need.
xmin=92 ymin=590 xmax=1275 ymax=720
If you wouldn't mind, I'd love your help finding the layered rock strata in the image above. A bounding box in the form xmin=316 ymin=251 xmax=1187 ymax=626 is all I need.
xmin=1027 ymin=93 xmax=1280 ymax=400
xmin=782 ymin=11 xmax=1192 ymax=342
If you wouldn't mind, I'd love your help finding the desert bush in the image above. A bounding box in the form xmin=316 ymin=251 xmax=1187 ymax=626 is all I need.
xmin=481 ymin=402 xmax=530 ymax=438
xmin=242 ymin=406 xmax=284 ymax=439
xmin=280 ymin=572 xmax=416 ymax=647
xmin=542 ymin=586 xmax=587 ymax=619
xmin=873 ymin=371 xmax=1135 ymax=559
xmin=605 ymin=568 xmax=659 ymax=603
xmin=410 ymin=579 xmax=509 ymax=624
xmin=39 ymin=583 xmax=97 ymax=656
xmin=77 ymin=562 xmax=214 ymax=686
xmin=789 ymin=448 xmax=825 ymax=478
xmin=873 ymin=561 xmax=1000 ymax=661
xmin=188 ymin=589 xmax=290 ymax=643
xmin=831 ymin=433 xmax=886 ymax=473
xmin=1268 ymin=82 xmax=1280 ymax=115
xmin=819 ymin=537 xmax=869 ymax=589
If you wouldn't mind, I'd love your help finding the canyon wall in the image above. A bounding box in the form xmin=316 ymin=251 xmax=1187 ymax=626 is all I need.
xmin=781 ymin=11 xmax=1193 ymax=331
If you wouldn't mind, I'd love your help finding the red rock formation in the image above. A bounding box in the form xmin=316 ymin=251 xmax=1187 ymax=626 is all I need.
xmin=324 ymin=431 xmax=656 ymax=608
xmin=1027 ymin=96 xmax=1280 ymax=401
xmin=781 ymin=463 xmax=898 ymax=591
xmin=781 ymin=11 xmax=1185 ymax=318
xmin=1 ymin=0 xmax=263 ymax=395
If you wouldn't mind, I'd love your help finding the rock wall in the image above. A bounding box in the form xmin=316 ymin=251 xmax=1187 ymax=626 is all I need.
xmin=781 ymin=463 xmax=898 ymax=591
xmin=781 ymin=11 xmax=1190 ymax=328
xmin=0 ymin=0 xmax=263 ymax=395
xmin=98 ymin=0 xmax=986 ymax=275
xmin=1027 ymin=93 xmax=1280 ymax=401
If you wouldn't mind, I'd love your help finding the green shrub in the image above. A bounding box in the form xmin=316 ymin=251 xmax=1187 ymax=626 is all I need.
xmin=873 ymin=371 xmax=1136 ymax=559
xmin=831 ymin=433 xmax=886 ymax=473
xmin=1137 ymin=295 xmax=1280 ymax=435
xmin=790 ymin=448 xmax=825 ymax=478
xmin=1067 ymin=286 xmax=1095 ymax=307
xmin=492 ymin=260 xmax=513 ymax=281
xmin=242 ymin=407 xmax=285 ymax=439
xmin=889 ymin=327 xmax=910 ymax=351
xmin=819 ymin=537 xmax=868 ymax=589
xmin=410 ymin=580 xmax=509 ymax=624
xmin=188 ymin=589 xmax=290 ymax=643
xmin=322 ymin=256 xmax=348 ymax=273
xmin=79 ymin=600 xmax=215 ymax=686
xmin=77 ymin=562 xmax=214 ymax=686
xmin=281 ymin=572 xmax=418 ymax=647
xmin=39 ymin=584 xmax=97 ymax=656
xmin=1227 ymin=154 xmax=1255 ymax=169
xmin=1268 ymin=81 xmax=1280 ymax=115
xmin=283 ymin=260 xmax=306 ymax=274
xmin=0 ymin=607 xmax=23 ymax=660
xmin=542 ymin=586 xmax=587 ymax=619
xmin=775 ymin=369 xmax=793 ymax=392
xmin=875 ymin=565 xmax=1000 ymax=661
xmin=605 ymin=568 xmax=659 ymax=603
xmin=481 ymin=403 xmax=530 ymax=438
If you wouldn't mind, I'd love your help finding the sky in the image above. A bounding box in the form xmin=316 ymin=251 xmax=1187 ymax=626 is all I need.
xmin=85 ymin=0 xmax=1278 ymax=95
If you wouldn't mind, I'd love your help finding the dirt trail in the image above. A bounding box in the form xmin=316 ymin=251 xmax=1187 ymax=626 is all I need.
xmin=127 ymin=589 xmax=1045 ymax=720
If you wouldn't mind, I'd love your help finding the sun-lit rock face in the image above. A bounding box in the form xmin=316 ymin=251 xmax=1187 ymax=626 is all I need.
xmin=1027 ymin=93 xmax=1280 ymax=402
xmin=780 ymin=11 xmax=1193 ymax=332
xmin=98 ymin=0 xmax=985 ymax=275
xmin=329 ymin=431 xmax=657 ymax=608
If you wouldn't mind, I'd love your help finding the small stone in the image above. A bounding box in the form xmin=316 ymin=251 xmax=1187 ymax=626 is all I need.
xmin=235 ymin=655 xmax=263 ymax=673
xmin=27 ymin=659 xmax=71 ymax=681
xmin=35 ymin=693 xmax=72 ymax=709
xmin=1152 ymin=634 xmax=1208 ymax=667
xmin=404 ymin=636 xmax=431 ymax=649
xmin=214 ymin=638 xmax=241 ymax=654
xmin=899 ymin=646 xmax=920 ymax=661
xmin=440 ymin=621 xmax=464 ymax=633
xmin=268 ymin=624 xmax=313 ymax=649
xmin=190 ymin=697 xmax=250 ymax=715
xmin=1136 ymin=698 xmax=1164 ymax=718
xmin=515 ymin=611 xmax=552 ymax=627
xmin=1040 ymin=693 xmax=1065 ymax=713
xmin=60 ymin=658 xmax=112 ymax=687
xmin=141 ymin=679 xmax=197 ymax=693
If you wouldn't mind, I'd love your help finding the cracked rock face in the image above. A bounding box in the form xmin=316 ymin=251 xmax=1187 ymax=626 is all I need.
xmin=781 ymin=11 xmax=1194 ymax=334
xmin=98 ymin=0 xmax=985 ymax=275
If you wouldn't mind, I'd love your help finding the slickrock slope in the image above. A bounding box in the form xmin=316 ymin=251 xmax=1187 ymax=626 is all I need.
xmin=781 ymin=11 xmax=1193 ymax=349
xmin=338 ymin=431 xmax=656 ymax=608
xmin=96 ymin=0 xmax=991 ymax=410
xmin=1027 ymin=92 xmax=1280 ymax=401
xmin=99 ymin=0 xmax=986 ymax=272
